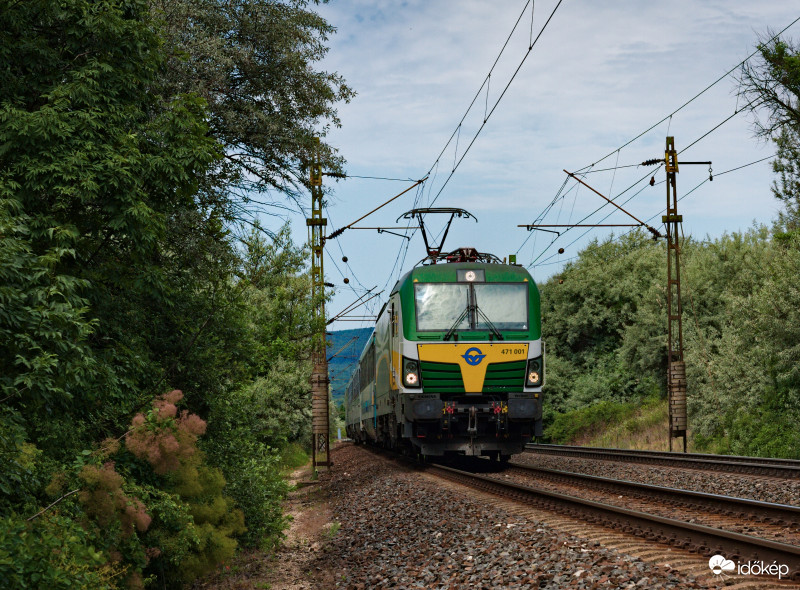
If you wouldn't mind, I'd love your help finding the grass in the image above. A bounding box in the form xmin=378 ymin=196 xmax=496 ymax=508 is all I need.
xmin=546 ymin=396 xmax=698 ymax=451
xmin=545 ymin=399 xmax=638 ymax=444
xmin=324 ymin=521 xmax=340 ymax=538
xmin=582 ymin=396 xmax=670 ymax=450
xmin=279 ymin=442 xmax=310 ymax=472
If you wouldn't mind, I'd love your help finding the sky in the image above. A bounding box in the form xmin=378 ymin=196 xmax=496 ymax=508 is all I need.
xmin=269 ymin=0 xmax=800 ymax=331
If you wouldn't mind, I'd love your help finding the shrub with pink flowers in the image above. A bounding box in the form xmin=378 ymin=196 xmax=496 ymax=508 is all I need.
xmin=125 ymin=390 xmax=207 ymax=475
xmin=78 ymin=462 xmax=151 ymax=537
xmin=121 ymin=389 xmax=245 ymax=585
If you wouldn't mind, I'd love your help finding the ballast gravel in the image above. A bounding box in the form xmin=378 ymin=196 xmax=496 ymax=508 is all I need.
xmin=320 ymin=444 xmax=707 ymax=589
xmin=513 ymin=452 xmax=800 ymax=507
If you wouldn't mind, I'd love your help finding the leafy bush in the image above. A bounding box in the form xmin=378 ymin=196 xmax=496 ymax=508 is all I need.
xmin=0 ymin=513 xmax=125 ymax=590
xmin=166 ymin=457 xmax=245 ymax=583
xmin=280 ymin=442 xmax=310 ymax=472
xmin=687 ymin=233 xmax=800 ymax=457
xmin=544 ymin=399 xmax=638 ymax=444
xmin=0 ymin=197 xmax=97 ymax=418
xmin=121 ymin=391 xmax=245 ymax=583
xmin=0 ymin=409 xmax=43 ymax=514
xmin=206 ymin=380 xmax=294 ymax=550
xmin=207 ymin=438 xmax=288 ymax=551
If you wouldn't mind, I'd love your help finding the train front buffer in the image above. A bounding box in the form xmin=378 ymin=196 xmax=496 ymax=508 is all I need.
xmin=400 ymin=342 xmax=543 ymax=456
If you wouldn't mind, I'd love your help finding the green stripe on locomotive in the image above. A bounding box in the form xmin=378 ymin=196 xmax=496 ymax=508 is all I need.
xmin=419 ymin=358 xmax=528 ymax=392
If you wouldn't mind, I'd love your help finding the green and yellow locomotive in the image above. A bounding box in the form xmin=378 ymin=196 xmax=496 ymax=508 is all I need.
xmin=345 ymin=238 xmax=544 ymax=460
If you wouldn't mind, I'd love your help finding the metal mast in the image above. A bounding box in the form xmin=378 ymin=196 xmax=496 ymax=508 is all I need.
xmin=663 ymin=137 xmax=687 ymax=453
xmin=308 ymin=138 xmax=330 ymax=469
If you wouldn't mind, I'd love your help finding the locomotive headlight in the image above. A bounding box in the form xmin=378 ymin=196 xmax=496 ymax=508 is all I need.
xmin=525 ymin=357 xmax=543 ymax=387
xmin=403 ymin=357 xmax=421 ymax=388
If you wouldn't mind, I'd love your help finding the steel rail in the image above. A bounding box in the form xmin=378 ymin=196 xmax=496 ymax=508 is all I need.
xmin=506 ymin=463 xmax=800 ymax=526
xmin=425 ymin=462 xmax=800 ymax=581
xmin=524 ymin=444 xmax=800 ymax=479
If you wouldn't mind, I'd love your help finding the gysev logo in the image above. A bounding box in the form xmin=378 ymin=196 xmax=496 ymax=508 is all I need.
xmin=461 ymin=347 xmax=486 ymax=366
xmin=708 ymin=554 xmax=790 ymax=580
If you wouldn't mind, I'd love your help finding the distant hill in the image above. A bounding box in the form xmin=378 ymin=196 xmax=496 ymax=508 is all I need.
xmin=327 ymin=327 xmax=372 ymax=405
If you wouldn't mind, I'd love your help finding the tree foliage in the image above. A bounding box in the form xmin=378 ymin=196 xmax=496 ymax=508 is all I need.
xmin=1 ymin=0 xmax=349 ymax=586
xmin=0 ymin=0 xmax=222 ymax=456
xmin=770 ymin=126 xmax=800 ymax=232
xmin=740 ymin=33 xmax=800 ymax=138
xmin=541 ymin=226 xmax=800 ymax=458
xmin=151 ymin=0 xmax=355 ymax=210
xmin=741 ymin=33 xmax=800 ymax=233
xmin=204 ymin=225 xmax=317 ymax=550
xmin=540 ymin=231 xmax=665 ymax=417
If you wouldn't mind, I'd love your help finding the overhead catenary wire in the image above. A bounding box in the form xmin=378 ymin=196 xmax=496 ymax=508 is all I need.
xmin=526 ymin=90 xmax=765 ymax=269
xmin=327 ymin=335 xmax=359 ymax=362
xmin=519 ymin=14 xmax=800 ymax=270
xmin=363 ymin=0 xmax=564 ymax=306
xmin=421 ymin=0 xmax=541 ymax=186
xmin=580 ymin=162 xmax=650 ymax=174
xmin=326 ymin=177 xmax=427 ymax=240
xmin=530 ymin=153 xmax=776 ymax=271
xmin=327 ymin=289 xmax=384 ymax=324
xmin=380 ymin=182 xmax=428 ymax=296
xmin=569 ymin=14 xmax=800 ymax=176
xmin=327 ymin=10 xmax=799 ymax=331
xmin=527 ymin=164 xmax=663 ymax=267
xmin=341 ymin=0 xmax=566 ymax=319
xmin=325 ymin=173 xmax=419 ymax=182
xmin=323 ymin=205 xmax=375 ymax=319
xmin=426 ymin=0 xmax=565 ymax=208
xmin=323 ymin=211 xmax=382 ymax=329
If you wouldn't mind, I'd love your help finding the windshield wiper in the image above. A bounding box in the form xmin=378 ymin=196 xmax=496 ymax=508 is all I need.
xmin=443 ymin=305 xmax=470 ymax=341
xmin=475 ymin=306 xmax=504 ymax=341
xmin=443 ymin=304 xmax=503 ymax=341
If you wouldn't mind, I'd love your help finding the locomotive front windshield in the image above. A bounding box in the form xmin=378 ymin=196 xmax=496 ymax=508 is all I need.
xmin=414 ymin=282 xmax=528 ymax=332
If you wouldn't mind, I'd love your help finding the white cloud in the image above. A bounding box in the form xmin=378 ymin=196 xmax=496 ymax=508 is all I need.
xmin=276 ymin=0 xmax=800 ymax=325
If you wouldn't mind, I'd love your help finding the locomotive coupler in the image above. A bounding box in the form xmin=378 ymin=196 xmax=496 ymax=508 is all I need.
xmin=467 ymin=406 xmax=477 ymax=435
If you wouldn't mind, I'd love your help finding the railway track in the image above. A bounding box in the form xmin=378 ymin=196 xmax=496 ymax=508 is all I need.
xmin=524 ymin=443 xmax=800 ymax=479
xmin=501 ymin=462 xmax=800 ymax=544
xmin=423 ymin=460 xmax=800 ymax=583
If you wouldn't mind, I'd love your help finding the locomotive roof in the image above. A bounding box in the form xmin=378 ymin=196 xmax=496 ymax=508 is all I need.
xmin=392 ymin=262 xmax=533 ymax=295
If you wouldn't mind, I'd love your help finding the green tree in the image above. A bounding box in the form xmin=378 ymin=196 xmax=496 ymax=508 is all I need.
xmin=0 ymin=0 xmax=353 ymax=584
xmin=204 ymin=223 xmax=316 ymax=549
xmin=240 ymin=223 xmax=318 ymax=375
xmin=686 ymin=233 xmax=800 ymax=457
xmin=0 ymin=0 xmax=221 ymax=454
xmin=150 ymin=0 xmax=355 ymax=213
xmin=540 ymin=231 xmax=665 ymax=411
xmin=740 ymin=33 xmax=800 ymax=232
xmin=740 ymin=33 xmax=800 ymax=137
xmin=770 ymin=127 xmax=800 ymax=232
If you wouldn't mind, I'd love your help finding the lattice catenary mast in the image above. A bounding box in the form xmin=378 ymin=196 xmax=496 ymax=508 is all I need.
xmin=660 ymin=136 xmax=711 ymax=453
xmin=663 ymin=137 xmax=687 ymax=453
xmin=307 ymin=138 xmax=330 ymax=469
